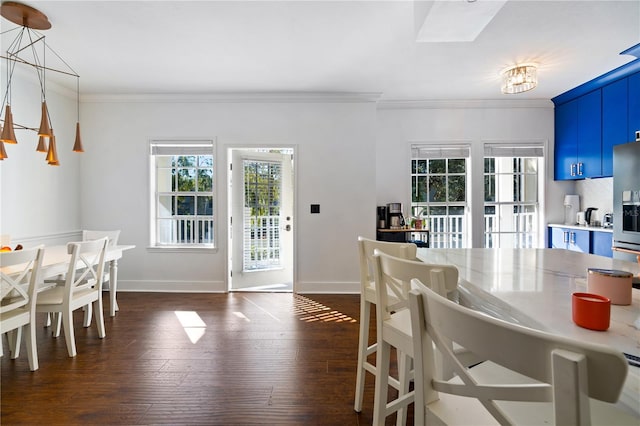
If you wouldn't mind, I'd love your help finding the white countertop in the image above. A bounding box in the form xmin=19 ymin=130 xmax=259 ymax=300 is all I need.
xmin=417 ymin=248 xmax=638 ymax=355
xmin=548 ymin=223 xmax=613 ymax=233
xmin=416 ymin=248 xmax=640 ymax=415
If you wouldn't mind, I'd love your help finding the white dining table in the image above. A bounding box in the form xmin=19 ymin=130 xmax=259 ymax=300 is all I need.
xmin=416 ymin=248 xmax=640 ymax=416
xmin=38 ymin=244 xmax=135 ymax=317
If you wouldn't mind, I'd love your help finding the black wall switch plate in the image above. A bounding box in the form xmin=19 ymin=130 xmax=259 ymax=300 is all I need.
xmin=310 ymin=204 xmax=320 ymax=214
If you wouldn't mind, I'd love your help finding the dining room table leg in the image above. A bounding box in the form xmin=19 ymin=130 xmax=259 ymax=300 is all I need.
xmin=109 ymin=259 xmax=119 ymax=317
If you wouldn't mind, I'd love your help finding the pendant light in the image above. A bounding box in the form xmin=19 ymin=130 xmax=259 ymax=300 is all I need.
xmin=1 ymin=2 xmax=82 ymax=165
xmin=46 ymin=129 xmax=59 ymax=166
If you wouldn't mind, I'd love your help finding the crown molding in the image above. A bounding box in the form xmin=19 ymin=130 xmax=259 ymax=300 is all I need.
xmin=81 ymin=91 xmax=383 ymax=104
xmin=376 ymin=99 xmax=553 ymax=110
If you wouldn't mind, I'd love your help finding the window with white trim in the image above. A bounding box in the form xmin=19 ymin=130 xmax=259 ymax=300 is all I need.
xmin=483 ymin=143 xmax=544 ymax=248
xmin=410 ymin=144 xmax=470 ymax=248
xmin=149 ymin=140 xmax=215 ymax=248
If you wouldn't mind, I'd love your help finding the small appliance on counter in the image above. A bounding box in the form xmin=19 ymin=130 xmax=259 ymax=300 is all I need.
xmin=577 ymin=211 xmax=586 ymax=226
xmin=563 ymin=195 xmax=579 ymax=225
xmin=377 ymin=206 xmax=387 ymax=229
xmin=585 ymin=207 xmax=598 ymax=227
xmin=386 ymin=202 xmax=405 ymax=229
xmin=602 ymin=213 xmax=613 ymax=228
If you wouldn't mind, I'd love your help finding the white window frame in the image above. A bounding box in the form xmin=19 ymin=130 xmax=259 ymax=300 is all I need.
xmin=410 ymin=144 xmax=471 ymax=248
xmin=483 ymin=142 xmax=545 ymax=249
xmin=149 ymin=139 xmax=216 ymax=250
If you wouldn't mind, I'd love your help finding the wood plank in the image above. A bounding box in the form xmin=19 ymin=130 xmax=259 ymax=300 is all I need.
xmin=1 ymin=293 xmax=410 ymax=425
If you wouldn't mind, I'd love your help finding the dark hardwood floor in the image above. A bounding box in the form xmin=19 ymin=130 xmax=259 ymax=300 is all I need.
xmin=1 ymin=292 xmax=410 ymax=425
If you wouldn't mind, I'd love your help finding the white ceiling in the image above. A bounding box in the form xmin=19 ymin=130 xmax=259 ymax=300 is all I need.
xmin=4 ymin=0 xmax=640 ymax=101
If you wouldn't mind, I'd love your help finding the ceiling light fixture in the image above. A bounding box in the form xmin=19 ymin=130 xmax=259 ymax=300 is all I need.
xmin=501 ymin=64 xmax=538 ymax=94
xmin=0 ymin=1 xmax=82 ymax=164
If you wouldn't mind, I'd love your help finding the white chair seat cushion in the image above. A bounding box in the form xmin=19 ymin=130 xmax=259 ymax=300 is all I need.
xmin=37 ymin=285 xmax=96 ymax=307
xmin=427 ymin=361 xmax=640 ymax=426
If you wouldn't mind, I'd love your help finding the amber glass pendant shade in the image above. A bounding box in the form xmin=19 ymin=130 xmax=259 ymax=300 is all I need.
xmin=1 ymin=106 xmax=18 ymax=143
xmin=38 ymin=101 xmax=52 ymax=137
xmin=72 ymin=122 xmax=84 ymax=152
xmin=46 ymin=131 xmax=59 ymax=165
xmin=0 ymin=141 xmax=7 ymax=160
xmin=36 ymin=135 xmax=48 ymax=152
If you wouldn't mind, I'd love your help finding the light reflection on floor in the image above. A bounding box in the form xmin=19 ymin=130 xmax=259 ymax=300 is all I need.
xmin=292 ymin=294 xmax=357 ymax=323
xmin=174 ymin=310 xmax=207 ymax=343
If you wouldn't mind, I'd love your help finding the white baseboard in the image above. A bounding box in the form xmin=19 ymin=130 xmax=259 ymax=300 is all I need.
xmin=117 ymin=280 xmax=360 ymax=294
xmin=118 ymin=280 xmax=227 ymax=293
xmin=295 ymin=281 xmax=359 ymax=294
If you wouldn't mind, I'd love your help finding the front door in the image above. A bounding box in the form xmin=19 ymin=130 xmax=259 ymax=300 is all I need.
xmin=230 ymin=149 xmax=294 ymax=291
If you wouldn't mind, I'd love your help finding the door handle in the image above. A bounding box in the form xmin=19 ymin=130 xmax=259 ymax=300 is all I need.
xmin=570 ymin=232 xmax=576 ymax=245
xmin=577 ymin=162 xmax=583 ymax=176
xmin=570 ymin=163 xmax=576 ymax=176
xmin=563 ymin=231 xmax=569 ymax=243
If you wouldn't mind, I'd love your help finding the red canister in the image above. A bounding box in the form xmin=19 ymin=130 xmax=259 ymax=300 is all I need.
xmin=572 ymin=292 xmax=611 ymax=331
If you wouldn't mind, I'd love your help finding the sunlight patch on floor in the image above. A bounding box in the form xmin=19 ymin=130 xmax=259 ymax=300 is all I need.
xmin=174 ymin=311 xmax=206 ymax=343
xmin=293 ymin=295 xmax=357 ymax=323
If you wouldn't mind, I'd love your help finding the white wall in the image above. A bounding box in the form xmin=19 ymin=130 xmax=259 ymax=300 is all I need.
xmin=376 ymin=100 xmax=572 ymax=248
xmin=0 ymin=73 xmax=81 ymax=246
xmin=3 ymin=89 xmax=574 ymax=292
xmin=79 ymin=95 xmax=378 ymax=293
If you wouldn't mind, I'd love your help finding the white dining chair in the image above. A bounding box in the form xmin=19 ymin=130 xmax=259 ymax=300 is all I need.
xmin=1 ymin=246 xmax=45 ymax=371
xmin=354 ymin=237 xmax=418 ymax=415
xmin=36 ymin=238 xmax=108 ymax=357
xmin=371 ymin=249 xmax=459 ymax=426
xmin=83 ymin=229 xmax=120 ymax=317
xmin=407 ymin=278 xmax=638 ymax=426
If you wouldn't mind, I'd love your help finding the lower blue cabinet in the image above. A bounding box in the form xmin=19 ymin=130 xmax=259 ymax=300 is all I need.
xmin=548 ymin=226 xmax=613 ymax=257
xmin=592 ymin=231 xmax=613 ymax=258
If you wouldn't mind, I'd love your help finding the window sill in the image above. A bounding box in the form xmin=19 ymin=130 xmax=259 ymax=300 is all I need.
xmin=147 ymin=245 xmax=217 ymax=254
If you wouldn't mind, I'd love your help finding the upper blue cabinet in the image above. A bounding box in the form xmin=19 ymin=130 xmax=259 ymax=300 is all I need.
xmin=553 ymin=58 xmax=640 ymax=180
xmin=629 ymin=72 xmax=640 ymax=143
xmin=602 ymin=78 xmax=628 ymax=177
xmin=554 ymin=91 xmax=602 ymax=179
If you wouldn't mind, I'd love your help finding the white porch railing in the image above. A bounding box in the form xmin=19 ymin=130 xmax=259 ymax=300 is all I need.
xmin=157 ymin=217 xmax=214 ymax=245
xmin=417 ymin=210 xmax=536 ymax=248
xmin=243 ymin=215 xmax=281 ymax=270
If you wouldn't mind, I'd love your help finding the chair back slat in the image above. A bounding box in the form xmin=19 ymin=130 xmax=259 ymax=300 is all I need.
xmin=0 ymin=246 xmax=44 ymax=316
xmin=82 ymin=230 xmax=120 ymax=247
xmin=373 ymin=251 xmax=458 ymax=321
xmin=408 ymin=280 xmax=629 ymax=425
xmin=64 ymin=238 xmax=108 ymax=301
xmin=357 ymin=236 xmax=417 ymax=290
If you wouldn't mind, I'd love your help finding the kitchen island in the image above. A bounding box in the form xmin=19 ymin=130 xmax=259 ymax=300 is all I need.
xmin=416 ymin=248 xmax=640 ymax=415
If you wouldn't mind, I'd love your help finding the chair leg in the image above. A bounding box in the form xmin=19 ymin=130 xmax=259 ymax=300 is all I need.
xmin=83 ymin=303 xmax=93 ymax=327
xmin=44 ymin=312 xmax=51 ymax=327
xmin=95 ymin=298 xmax=106 ymax=339
xmin=53 ymin=313 xmax=62 ymax=337
xmin=397 ymin=351 xmax=413 ymax=426
xmin=354 ymin=299 xmax=372 ymax=412
xmin=25 ymin=322 xmax=39 ymax=371
xmin=62 ymin=309 xmax=77 ymax=357
xmin=8 ymin=328 xmax=22 ymax=359
xmin=373 ymin=339 xmax=392 ymax=426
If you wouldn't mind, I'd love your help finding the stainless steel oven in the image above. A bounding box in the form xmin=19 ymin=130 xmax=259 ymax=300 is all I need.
xmin=613 ymin=142 xmax=640 ymax=261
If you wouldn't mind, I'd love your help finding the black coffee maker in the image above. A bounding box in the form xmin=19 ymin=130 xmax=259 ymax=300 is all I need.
xmin=386 ymin=203 xmax=405 ymax=229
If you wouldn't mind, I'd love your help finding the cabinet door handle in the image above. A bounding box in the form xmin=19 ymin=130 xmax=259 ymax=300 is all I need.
xmin=570 ymin=232 xmax=576 ymax=245
xmin=570 ymin=163 xmax=576 ymax=176
xmin=563 ymin=231 xmax=569 ymax=243
xmin=577 ymin=162 xmax=583 ymax=176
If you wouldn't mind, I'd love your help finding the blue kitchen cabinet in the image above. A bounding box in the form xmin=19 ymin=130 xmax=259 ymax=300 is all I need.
xmin=577 ymin=90 xmax=603 ymax=178
xmin=554 ymin=90 xmax=602 ymax=179
xmin=549 ymin=227 xmax=590 ymax=253
xmin=629 ymin=72 xmax=640 ymax=143
xmin=554 ymin=100 xmax=578 ymax=180
xmin=592 ymin=231 xmax=613 ymax=258
xmin=602 ymin=78 xmax=628 ymax=176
